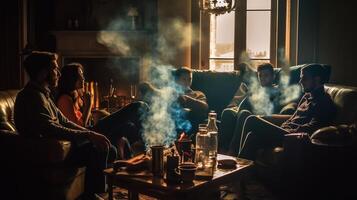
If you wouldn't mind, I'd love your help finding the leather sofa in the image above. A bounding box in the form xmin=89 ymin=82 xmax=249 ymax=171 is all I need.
xmin=191 ymin=64 xmax=306 ymax=116
xmin=191 ymin=64 xmax=357 ymax=199
xmin=0 ymin=90 xmax=85 ymax=200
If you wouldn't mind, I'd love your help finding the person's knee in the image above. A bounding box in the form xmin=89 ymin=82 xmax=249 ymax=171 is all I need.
xmin=239 ymin=109 xmax=252 ymax=117
xmin=132 ymin=101 xmax=149 ymax=111
xmin=221 ymin=108 xmax=237 ymax=120
xmin=245 ymin=115 xmax=259 ymax=127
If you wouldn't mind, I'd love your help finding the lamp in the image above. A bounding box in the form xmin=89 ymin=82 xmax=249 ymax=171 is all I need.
xmin=199 ymin=0 xmax=237 ymax=15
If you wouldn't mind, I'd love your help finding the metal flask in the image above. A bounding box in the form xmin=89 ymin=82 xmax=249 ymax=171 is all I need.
xmin=151 ymin=145 xmax=165 ymax=177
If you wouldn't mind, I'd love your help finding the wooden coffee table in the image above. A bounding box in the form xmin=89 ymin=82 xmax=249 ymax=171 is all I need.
xmin=104 ymin=154 xmax=253 ymax=200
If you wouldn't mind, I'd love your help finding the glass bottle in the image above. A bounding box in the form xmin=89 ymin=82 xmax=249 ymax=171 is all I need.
xmin=207 ymin=111 xmax=218 ymax=168
xmin=195 ymin=126 xmax=209 ymax=169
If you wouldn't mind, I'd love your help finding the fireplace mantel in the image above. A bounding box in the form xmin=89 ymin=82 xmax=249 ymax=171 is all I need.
xmin=52 ymin=30 xmax=151 ymax=57
xmin=53 ymin=30 xmax=153 ymax=82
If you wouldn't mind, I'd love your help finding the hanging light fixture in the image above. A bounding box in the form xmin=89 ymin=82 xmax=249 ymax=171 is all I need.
xmin=199 ymin=0 xmax=237 ymax=15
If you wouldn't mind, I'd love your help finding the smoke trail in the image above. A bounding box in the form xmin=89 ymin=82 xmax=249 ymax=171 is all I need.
xmin=141 ymin=65 xmax=191 ymax=147
xmin=246 ymin=75 xmax=275 ymax=115
xmin=240 ymin=49 xmax=301 ymax=115
xmin=96 ymin=17 xmax=200 ymax=148
xmin=97 ymin=31 xmax=130 ymax=56
xmin=157 ymin=18 xmax=200 ymax=63
xmin=276 ymin=48 xmax=301 ymax=105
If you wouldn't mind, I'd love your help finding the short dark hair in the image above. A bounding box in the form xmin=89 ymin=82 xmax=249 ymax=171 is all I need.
xmin=301 ymin=63 xmax=329 ymax=84
xmin=173 ymin=67 xmax=192 ymax=80
xmin=57 ymin=63 xmax=83 ymax=98
xmin=257 ymin=63 xmax=274 ymax=75
xmin=23 ymin=51 xmax=57 ymax=80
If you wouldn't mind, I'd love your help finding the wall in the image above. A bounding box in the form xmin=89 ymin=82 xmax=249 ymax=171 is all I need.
xmin=296 ymin=0 xmax=356 ymax=87
xmin=316 ymin=0 xmax=356 ymax=86
xmin=0 ymin=0 xmax=22 ymax=90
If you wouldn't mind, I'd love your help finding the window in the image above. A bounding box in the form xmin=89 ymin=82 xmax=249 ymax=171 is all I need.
xmin=246 ymin=0 xmax=272 ymax=66
xmin=208 ymin=0 xmax=276 ymax=71
xmin=209 ymin=11 xmax=235 ymax=71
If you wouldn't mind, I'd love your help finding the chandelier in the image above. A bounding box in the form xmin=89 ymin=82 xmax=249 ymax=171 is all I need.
xmin=199 ymin=0 xmax=237 ymax=15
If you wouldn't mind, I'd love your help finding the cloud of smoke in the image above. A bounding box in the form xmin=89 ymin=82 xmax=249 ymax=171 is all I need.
xmin=96 ymin=17 xmax=200 ymax=148
xmin=276 ymin=48 xmax=302 ymax=105
xmin=247 ymin=76 xmax=275 ymax=115
xmin=97 ymin=31 xmax=131 ymax=56
xmin=240 ymin=50 xmax=301 ymax=115
xmin=157 ymin=18 xmax=200 ymax=63
xmin=141 ymin=65 xmax=191 ymax=148
xmin=97 ymin=19 xmax=131 ymax=56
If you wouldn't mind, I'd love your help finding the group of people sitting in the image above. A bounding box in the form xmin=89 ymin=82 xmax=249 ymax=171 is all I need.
xmin=218 ymin=62 xmax=337 ymax=159
xmin=14 ymin=50 xmax=344 ymax=199
xmin=14 ymin=51 xmax=208 ymax=199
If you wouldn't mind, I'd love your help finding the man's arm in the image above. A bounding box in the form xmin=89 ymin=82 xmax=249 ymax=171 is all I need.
xmin=25 ymin=93 xmax=90 ymax=140
xmin=261 ymin=114 xmax=292 ymax=126
xmin=227 ymin=83 xmax=249 ymax=108
xmin=291 ymin=97 xmax=336 ymax=134
xmin=179 ymin=91 xmax=209 ymax=113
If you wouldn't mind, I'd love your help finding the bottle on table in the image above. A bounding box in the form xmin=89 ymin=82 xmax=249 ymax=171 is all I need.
xmin=206 ymin=110 xmax=218 ymax=168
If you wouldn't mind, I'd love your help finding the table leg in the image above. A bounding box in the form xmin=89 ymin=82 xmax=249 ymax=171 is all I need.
xmin=107 ymin=176 xmax=113 ymax=200
xmin=128 ymin=191 xmax=139 ymax=200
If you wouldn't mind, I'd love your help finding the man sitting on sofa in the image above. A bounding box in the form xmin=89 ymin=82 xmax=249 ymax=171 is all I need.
xmin=220 ymin=63 xmax=298 ymax=154
xmin=234 ymin=63 xmax=337 ymax=160
xmin=14 ymin=51 xmax=115 ymax=199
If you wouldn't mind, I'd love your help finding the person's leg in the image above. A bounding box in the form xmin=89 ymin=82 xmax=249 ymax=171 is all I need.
xmin=93 ymin=101 xmax=149 ymax=144
xmin=66 ymin=140 xmax=113 ymax=198
xmin=227 ymin=110 xmax=252 ymax=156
xmin=219 ymin=107 xmax=238 ymax=153
xmin=238 ymin=115 xmax=289 ymax=160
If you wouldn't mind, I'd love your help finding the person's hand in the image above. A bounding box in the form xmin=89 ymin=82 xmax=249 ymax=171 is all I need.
xmin=83 ymin=92 xmax=93 ymax=110
xmin=87 ymin=131 xmax=111 ymax=151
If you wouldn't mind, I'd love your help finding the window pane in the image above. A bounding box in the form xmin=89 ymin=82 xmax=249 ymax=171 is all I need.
xmin=210 ymin=11 xmax=235 ymax=59
xmin=209 ymin=59 xmax=234 ymax=72
xmin=247 ymin=0 xmax=271 ymax=10
xmin=246 ymin=11 xmax=271 ymax=60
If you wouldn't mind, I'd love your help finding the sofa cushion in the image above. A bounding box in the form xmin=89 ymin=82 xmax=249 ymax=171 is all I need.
xmin=0 ymin=90 xmax=18 ymax=131
xmin=275 ymin=64 xmax=331 ymax=85
xmin=325 ymin=84 xmax=357 ymax=124
xmin=192 ymin=70 xmax=242 ymax=115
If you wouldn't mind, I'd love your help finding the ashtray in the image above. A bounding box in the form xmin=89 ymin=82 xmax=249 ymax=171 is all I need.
xmin=217 ymin=159 xmax=237 ymax=169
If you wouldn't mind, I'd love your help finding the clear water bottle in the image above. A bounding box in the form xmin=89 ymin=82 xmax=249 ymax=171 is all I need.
xmin=207 ymin=111 xmax=218 ymax=168
xmin=195 ymin=125 xmax=209 ymax=169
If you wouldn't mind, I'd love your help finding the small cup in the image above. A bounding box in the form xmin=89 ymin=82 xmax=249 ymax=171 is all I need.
xmin=176 ymin=162 xmax=197 ymax=183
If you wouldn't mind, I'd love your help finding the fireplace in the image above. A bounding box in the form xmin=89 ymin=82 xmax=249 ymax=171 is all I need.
xmin=63 ymin=56 xmax=139 ymax=91
xmin=53 ymin=30 xmax=152 ymax=109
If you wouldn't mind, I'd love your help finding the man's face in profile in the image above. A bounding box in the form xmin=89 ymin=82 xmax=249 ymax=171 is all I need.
xmin=47 ymin=60 xmax=61 ymax=88
xmin=258 ymin=69 xmax=274 ymax=87
xmin=299 ymin=71 xmax=315 ymax=93
xmin=176 ymin=72 xmax=192 ymax=89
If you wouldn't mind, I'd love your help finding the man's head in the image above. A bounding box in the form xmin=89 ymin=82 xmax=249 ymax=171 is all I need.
xmin=24 ymin=51 xmax=60 ymax=88
xmin=174 ymin=67 xmax=192 ymax=89
xmin=299 ymin=64 xmax=329 ymax=93
xmin=257 ymin=63 xmax=275 ymax=87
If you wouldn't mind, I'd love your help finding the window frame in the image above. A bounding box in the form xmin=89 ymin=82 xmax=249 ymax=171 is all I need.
xmin=200 ymin=0 xmax=290 ymax=70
